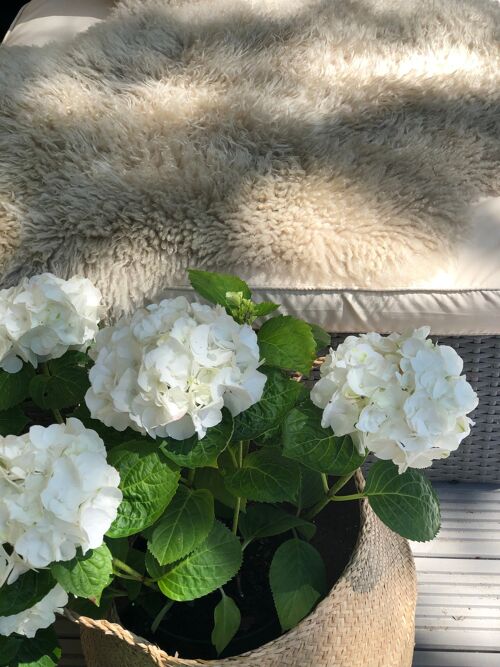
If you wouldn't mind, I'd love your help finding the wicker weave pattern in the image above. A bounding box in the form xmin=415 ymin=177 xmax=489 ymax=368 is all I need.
xmin=328 ymin=334 xmax=500 ymax=484
xmin=69 ymin=479 xmax=416 ymax=667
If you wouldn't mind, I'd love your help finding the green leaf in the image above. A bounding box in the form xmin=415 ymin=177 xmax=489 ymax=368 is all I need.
xmin=270 ymin=539 xmax=327 ymax=631
xmin=212 ymin=593 xmax=241 ymax=656
xmin=0 ymin=365 xmax=35 ymax=410
xmin=48 ymin=350 xmax=91 ymax=372
xmin=282 ymin=401 xmax=366 ymax=474
xmin=107 ymin=441 xmax=180 ymax=538
xmin=30 ymin=365 xmax=89 ymax=410
xmin=15 ymin=628 xmax=61 ymax=667
xmin=145 ymin=552 xmax=168 ymax=580
xmin=158 ymin=521 xmax=242 ymax=601
xmin=51 ymin=544 xmax=113 ymax=603
xmin=0 ymin=636 xmax=22 ymax=666
xmin=257 ymin=316 xmax=316 ymax=375
xmin=239 ymin=504 xmax=315 ymax=545
xmin=232 ymin=368 xmax=302 ymax=442
xmin=293 ymin=466 xmax=326 ymax=510
xmin=188 ymin=270 xmax=251 ymax=307
xmin=253 ymin=302 xmax=280 ymax=318
xmin=161 ymin=409 xmax=233 ymax=469
xmin=194 ymin=468 xmax=239 ymax=510
xmin=308 ymin=323 xmax=330 ymax=354
xmin=0 ymin=570 xmax=56 ymax=617
xmin=148 ymin=485 xmax=214 ymax=566
xmin=225 ymin=449 xmax=301 ymax=503
xmin=364 ymin=461 xmax=441 ymax=542
xmin=0 ymin=406 xmax=29 ymax=436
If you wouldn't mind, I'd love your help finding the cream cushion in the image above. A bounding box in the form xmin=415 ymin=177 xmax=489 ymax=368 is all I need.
xmin=158 ymin=197 xmax=500 ymax=336
xmin=2 ymin=1 xmax=114 ymax=47
xmin=161 ymin=197 xmax=500 ymax=335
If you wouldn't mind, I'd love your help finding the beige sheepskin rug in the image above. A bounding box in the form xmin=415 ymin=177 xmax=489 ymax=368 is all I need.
xmin=1 ymin=0 xmax=500 ymax=315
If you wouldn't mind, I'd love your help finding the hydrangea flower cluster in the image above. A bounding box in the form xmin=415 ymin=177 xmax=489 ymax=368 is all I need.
xmin=311 ymin=327 xmax=479 ymax=472
xmin=0 ymin=585 xmax=68 ymax=638
xmin=0 ymin=418 xmax=122 ymax=569
xmin=0 ymin=273 xmax=102 ymax=373
xmin=85 ymin=297 xmax=267 ymax=440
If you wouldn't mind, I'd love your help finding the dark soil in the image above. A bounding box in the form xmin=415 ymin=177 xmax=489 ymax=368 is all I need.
xmin=121 ymin=478 xmax=360 ymax=660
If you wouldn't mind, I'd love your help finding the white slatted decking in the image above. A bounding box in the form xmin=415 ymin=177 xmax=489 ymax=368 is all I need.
xmin=411 ymin=483 xmax=500 ymax=666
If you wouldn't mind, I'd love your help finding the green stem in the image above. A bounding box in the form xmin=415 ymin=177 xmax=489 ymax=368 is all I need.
xmin=107 ymin=589 xmax=129 ymax=598
xmin=304 ymin=469 xmax=363 ymax=520
xmin=330 ymin=492 xmax=366 ymax=502
xmin=303 ymin=495 xmax=330 ymax=521
xmin=41 ymin=363 xmax=64 ymax=424
xmin=186 ymin=468 xmax=195 ymax=487
xmin=321 ymin=473 xmax=329 ymax=494
xmin=112 ymin=558 xmax=157 ymax=590
xmin=112 ymin=572 xmax=141 ymax=582
xmin=232 ymin=496 xmax=242 ymax=535
xmin=151 ymin=599 xmax=174 ymax=633
xmin=227 ymin=447 xmax=238 ymax=469
xmin=232 ymin=441 xmax=245 ymax=535
xmin=52 ymin=408 xmax=64 ymax=425
xmin=238 ymin=440 xmax=244 ymax=467
xmin=329 ymin=470 xmax=357 ymax=496
xmin=112 ymin=558 xmax=141 ymax=578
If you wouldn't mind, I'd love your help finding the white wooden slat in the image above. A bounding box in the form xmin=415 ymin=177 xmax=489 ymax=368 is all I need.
xmin=413 ymin=540 xmax=500 ymax=558
xmin=417 ymin=605 xmax=500 ymax=619
xmin=417 ymin=573 xmax=500 ymax=587
xmin=417 ymin=566 xmax=500 ymax=594
xmin=416 ymin=560 xmax=500 ymax=649
xmin=416 ymin=616 xmax=499 ymax=631
xmin=417 ymin=585 xmax=500 ymax=599
xmin=438 ymin=520 xmax=500 ymax=530
xmin=56 ymin=616 xmax=84 ymax=667
xmin=412 ymin=484 xmax=500 ymax=658
xmin=59 ymin=638 xmax=84 ymax=653
xmin=415 ymin=627 xmax=500 ymax=652
xmin=411 ymin=483 xmax=500 ymax=559
xmin=433 ymin=484 xmax=500 ymax=500
xmin=413 ymin=650 xmax=500 ymax=666
xmin=437 ymin=497 xmax=500 ymax=505
xmin=417 ymin=599 xmax=500 ymax=614
xmin=415 ymin=558 xmax=500 ymax=574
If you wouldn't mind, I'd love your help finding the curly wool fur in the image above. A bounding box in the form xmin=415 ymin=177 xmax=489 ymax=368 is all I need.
xmin=1 ymin=0 xmax=500 ymax=316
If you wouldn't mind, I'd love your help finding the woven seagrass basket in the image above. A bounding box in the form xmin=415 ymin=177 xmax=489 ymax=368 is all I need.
xmin=66 ymin=474 xmax=417 ymax=667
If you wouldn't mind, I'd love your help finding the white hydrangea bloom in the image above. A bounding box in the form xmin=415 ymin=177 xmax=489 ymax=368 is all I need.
xmin=0 ymin=584 xmax=68 ymax=638
xmin=0 ymin=419 xmax=122 ymax=568
xmin=311 ymin=327 xmax=478 ymax=473
xmin=85 ymin=297 xmax=267 ymax=440
xmin=0 ymin=273 xmax=103 ymax=373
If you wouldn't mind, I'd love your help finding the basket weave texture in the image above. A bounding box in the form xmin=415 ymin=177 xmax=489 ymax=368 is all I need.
xmin=68 ymin=479 xmax=416 ymax=667
xmin=329 ymin=334 xmax=500 ymax=484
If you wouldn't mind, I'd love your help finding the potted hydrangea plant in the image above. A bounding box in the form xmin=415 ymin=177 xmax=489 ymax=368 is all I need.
xmin=0 ymin=270 xmax=477 ymax=667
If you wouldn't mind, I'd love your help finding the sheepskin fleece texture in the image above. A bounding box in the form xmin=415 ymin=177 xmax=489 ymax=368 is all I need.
xmin=1 ymin=0 xmax=500 ymax=316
